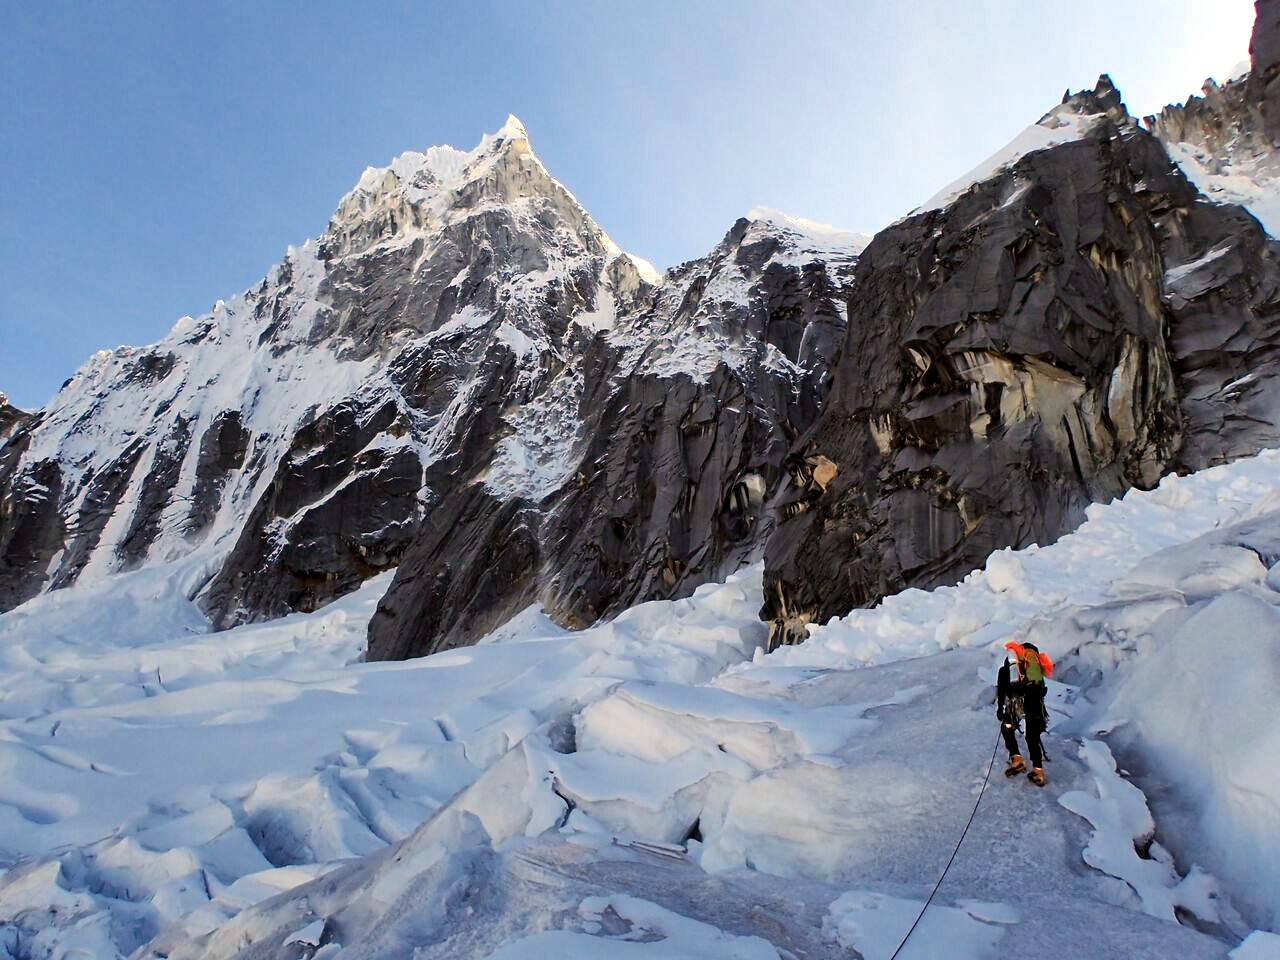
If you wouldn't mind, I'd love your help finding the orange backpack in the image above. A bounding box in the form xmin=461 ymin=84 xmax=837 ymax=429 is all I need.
xmin=1005 ymin=640 xmax=1053 ymax=683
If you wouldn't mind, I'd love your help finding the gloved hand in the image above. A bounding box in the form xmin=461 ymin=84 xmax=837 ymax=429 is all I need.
xmin=995 ymin=704 xmax=1005 ymax=722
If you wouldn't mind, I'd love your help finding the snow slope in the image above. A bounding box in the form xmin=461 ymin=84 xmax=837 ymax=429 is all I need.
xmin=912 ymin=95 xmax=1111 ymax=214
xmin=4 ymin=451 xmax=1280 ymax=956
xmin=0 ymin=566 xmax=766 ymax=958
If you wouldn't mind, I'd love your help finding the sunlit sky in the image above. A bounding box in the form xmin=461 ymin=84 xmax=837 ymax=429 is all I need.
xmin=0 ymin=0 xmax=1257 ymax=409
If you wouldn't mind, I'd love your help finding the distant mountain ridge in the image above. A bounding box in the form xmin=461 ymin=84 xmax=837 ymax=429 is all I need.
xmin=0 ymin=116 xmax=856 ymax=657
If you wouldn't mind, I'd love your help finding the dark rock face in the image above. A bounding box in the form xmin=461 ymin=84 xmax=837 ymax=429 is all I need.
xmin=1163 ymin=198 xmax=1280 ymax=467
xmin=202 ymin=401 xmax=423 ymax=626
xmin=118 ymin=417 xmax=193 ymax=569
xmin=0 ymin=397 xmax=28 ymax=445
xmin=761 ymin=80 xmax=1280 ymax=647
xmin=0 ymin=416 xmax=65 ymax=611
xmin=366 ymin=219 xmax=853 ymax=659
xmin=1252 ymin=0 xmax=1280 ymax=145
xmin=366 ymin=487 xmax=542 ymax=659
xmin=49 ymin=439 xmax=148 ymax=590
xmin=536 ymin=240 xmax=847 ymax=634
xmin=186 ymin=411 xmax=250 ymax=539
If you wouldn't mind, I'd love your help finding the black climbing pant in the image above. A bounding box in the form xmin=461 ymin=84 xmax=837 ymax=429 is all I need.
xmin=1002 ymin=686 xmax=1046 ymax=768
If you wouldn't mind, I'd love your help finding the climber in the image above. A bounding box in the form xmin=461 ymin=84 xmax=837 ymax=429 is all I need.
xmin=996 ymin=640 xmax=1053 ymax=786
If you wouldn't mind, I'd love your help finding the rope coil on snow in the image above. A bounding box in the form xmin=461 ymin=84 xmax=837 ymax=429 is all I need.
xmin=888 ymin=730 xmax=1004 ymax=960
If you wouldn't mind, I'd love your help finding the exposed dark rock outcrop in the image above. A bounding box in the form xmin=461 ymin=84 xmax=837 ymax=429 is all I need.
xmin=49 ymin=439 xmax=148 ymax=590
xmin=0 ymin=416 xmax=65 ymax=611
xmin=117 ymin=417 xmax=193 ymax=569
xmin=186 ymin=411 xmax=250 ymax=539
xmin=537 ymin=237 xmax=848 ymax=632
xmin=202 ymin=401 xmax=423 ymax=625
xmin=0 ymin=395 xmax=28 ymax=444
xmin=366 ymin=219 xmax=853 ymax=659
xmin=762 ymin=76 xmax=1280 ymax=647
xmin=1251 ymin=0 xmax=1280 ymax=146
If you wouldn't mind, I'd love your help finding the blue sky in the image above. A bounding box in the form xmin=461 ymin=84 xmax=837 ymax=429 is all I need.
xmin=0 ymin=0 xmax=1255 ymax=409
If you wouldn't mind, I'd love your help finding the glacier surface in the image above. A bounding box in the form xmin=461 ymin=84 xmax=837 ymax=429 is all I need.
xmin=3 ymin=452 xmax=1280 ymax=957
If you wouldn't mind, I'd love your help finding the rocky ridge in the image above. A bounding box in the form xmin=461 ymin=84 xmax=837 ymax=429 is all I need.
xmin=367 ymin=215 xmax=854 ymax=657
xmin=762 ymin=31 xmax=1280 ymax=644
xmin=0 ymin=395 xmax=27 ymax=445
xmin=0 ymin=121 xmax=859 ymax=651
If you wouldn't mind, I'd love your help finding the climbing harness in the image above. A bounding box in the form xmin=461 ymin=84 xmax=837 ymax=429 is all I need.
xmin=887 ymin=730 xmax=1003 ymax=960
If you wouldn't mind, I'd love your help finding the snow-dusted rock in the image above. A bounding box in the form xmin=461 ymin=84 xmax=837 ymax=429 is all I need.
xmin=0 ymin=121 xmax=857 ymax=656
xmin=763 ymin=67 xmax=1280 ymax=648
xmin=367 ymin=216 xmax=852 ymax=658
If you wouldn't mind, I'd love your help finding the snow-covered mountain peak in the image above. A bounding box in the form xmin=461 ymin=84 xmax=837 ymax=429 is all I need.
xmin=347 ymin=116 xmax=532 ymax=201
xmin=324 ymin=115 xmax=626 ymax=271
xmin=911 ymin=75 xmax=1131 ymax=216
xmin=489 ymin=112 xmax=529 ymax=144
xmin=744 ymin=206 xmax=872 ymax=264
xmin=0 ymin=103 xmax=714 ymax=622
xmin=0 ymin=393 xmax=27 ymax=444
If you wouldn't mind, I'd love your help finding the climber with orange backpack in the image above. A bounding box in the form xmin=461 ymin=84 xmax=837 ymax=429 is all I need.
xmin=996 ymin=640 xmax=1054 ymax=786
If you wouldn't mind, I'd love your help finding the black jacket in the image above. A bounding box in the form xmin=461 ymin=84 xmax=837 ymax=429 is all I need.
xmin=996 ymin=659 xmax=1047 ymax=727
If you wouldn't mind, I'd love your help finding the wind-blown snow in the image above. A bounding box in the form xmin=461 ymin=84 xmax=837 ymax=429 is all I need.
xmin=914 ymin=104 xmax=1105 ymax=214
xmin=745 ymin=207 xmax=872 ymax=265
xmin=1232 ymin=931 xmax=1280 ymax=959
xmin=1058 ymin=740 xmax=1223 ymax=924
xmin=0 ymin=566 xmax=766 ymax=958
xmin=822 ymin=890 xmax=1015 ymax=960
xmin=5 ymin=450 xmax=1280 ymax=955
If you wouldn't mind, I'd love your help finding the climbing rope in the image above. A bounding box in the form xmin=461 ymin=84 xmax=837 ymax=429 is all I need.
xmin=888 ymin=730 xmax=1004 ymax=960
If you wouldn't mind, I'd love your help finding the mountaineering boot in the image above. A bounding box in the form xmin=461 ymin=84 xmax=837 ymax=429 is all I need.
xmin=1028 ymin=767 xmax=1045 ymax=787
xmin=1005 ymin=755 xmax=1026 ymax=777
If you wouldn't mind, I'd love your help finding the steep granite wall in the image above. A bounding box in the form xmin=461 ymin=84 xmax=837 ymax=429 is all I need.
xmin=762 ymin=78 xmax=1280 ymax=647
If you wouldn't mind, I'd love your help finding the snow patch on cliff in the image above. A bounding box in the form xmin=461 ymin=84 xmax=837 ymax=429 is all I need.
xmin=915 ymin=106 xmax=1105 ymax=214
xmin=1165 ymin=138 xmax=1280 ymax=237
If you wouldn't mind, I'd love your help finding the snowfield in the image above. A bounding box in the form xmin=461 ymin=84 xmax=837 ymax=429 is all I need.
xmin=3 ymin=451 xmax=1280 ymax=958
